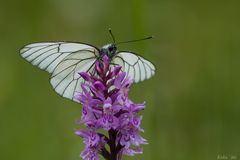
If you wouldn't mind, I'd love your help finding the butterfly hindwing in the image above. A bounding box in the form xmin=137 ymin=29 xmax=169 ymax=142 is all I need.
xmin=50 ymin=48 xmax=98 ymax=101
xmin=111 ymin=52 xmax=155 ymax=83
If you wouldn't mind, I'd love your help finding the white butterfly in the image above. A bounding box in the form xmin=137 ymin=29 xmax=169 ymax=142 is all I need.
xmin=20 ymin=35 xmax=155 ymax=102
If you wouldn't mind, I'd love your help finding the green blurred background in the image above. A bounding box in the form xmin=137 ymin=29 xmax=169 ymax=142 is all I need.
xmin=0 ymin=0 xmax=240 ymax=160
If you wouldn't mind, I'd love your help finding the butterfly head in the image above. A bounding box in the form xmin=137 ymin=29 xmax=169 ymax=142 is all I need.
xmin=99 ymin=29 xmax=153 ymax=59
xmin=100 ymin=44 xmax=117 ymax=58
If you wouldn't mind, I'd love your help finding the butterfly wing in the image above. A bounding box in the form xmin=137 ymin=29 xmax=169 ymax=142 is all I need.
xmin=20 ymin=42 xmax=99 ymax=102
xmin=111 ymin=51 xmax=155 ymax=83
xmin=51 ymin=49 xmax=98 ymax=102
xmin=20 ymin=42 xmax=98 ymax=73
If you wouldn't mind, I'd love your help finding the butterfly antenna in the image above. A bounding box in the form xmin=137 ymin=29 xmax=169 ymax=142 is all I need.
xmin=108 ymin=28 xmax=116 ymax=44
xmin=116 ymin=36 xmax=153 ymax=45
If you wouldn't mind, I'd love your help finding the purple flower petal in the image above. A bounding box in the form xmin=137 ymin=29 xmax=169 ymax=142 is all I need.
xmin=122 ymin=147 xmax=143 ymax=156
xmin=93 ymin=81 xmax=106 ymax=91
xmin=79 ymin=72 xmax=92 ymax=81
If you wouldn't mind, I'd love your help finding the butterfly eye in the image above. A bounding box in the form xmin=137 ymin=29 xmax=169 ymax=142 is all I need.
xmin=109 ymin=47 xmax=113 ymax=51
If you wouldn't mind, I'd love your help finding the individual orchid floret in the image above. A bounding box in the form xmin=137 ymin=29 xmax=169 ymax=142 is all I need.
xmin=75 ymin=129 xmax=106 ymax=160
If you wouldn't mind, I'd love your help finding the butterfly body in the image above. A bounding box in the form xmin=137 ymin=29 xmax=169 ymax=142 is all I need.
xmin=99 ymin=44 xmax=117 ymax=59
xmin=20 ymin=41 xmax=155 ymax=102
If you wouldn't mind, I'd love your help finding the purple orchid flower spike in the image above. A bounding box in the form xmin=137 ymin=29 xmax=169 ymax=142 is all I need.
xmin=74 ymin=55 xmax=147 ymax=160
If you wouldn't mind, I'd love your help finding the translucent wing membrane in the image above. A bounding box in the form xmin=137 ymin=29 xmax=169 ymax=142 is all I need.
xmin=20 ymin=42 xmax=99 ymax=102
xmin=111 ymin=52 xmax=155 ymax=83
xmin=20 ymin=42 xmax=98 ymax=73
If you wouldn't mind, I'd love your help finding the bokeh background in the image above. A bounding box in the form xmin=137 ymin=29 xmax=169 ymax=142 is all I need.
xmin=0 ymin=0 xmax=240 ymax=160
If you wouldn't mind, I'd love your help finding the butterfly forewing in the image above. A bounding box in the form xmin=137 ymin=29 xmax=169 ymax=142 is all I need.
xmin=20 ymin=42 xmax=98 ymax=73
xmin=111 ymin=52 xmax=155 ymax=83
